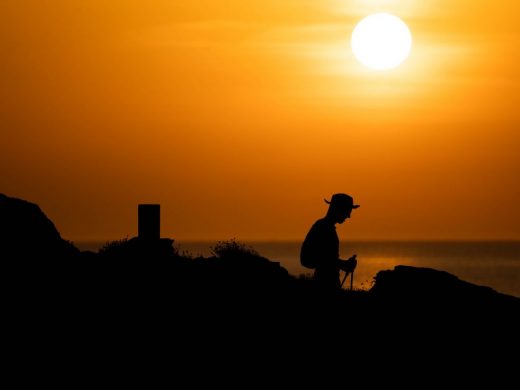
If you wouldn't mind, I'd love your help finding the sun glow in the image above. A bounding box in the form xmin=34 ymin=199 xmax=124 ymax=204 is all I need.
xmin=351 ymin=13 xmax=412 ymax=70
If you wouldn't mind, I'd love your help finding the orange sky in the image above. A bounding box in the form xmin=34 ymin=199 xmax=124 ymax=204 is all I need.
xmin=1 ymin=0 xmax=519 ymax=242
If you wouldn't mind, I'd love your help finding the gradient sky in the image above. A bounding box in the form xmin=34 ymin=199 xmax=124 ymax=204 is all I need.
xmin=1 ymin=0 xmax=519 ymax=242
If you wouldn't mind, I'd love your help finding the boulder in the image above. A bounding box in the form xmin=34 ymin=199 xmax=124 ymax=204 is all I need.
xmin=0 ymin=193 xmax=78 ymax=259
xmin=370 ymin=265 xmax=520 ymax=309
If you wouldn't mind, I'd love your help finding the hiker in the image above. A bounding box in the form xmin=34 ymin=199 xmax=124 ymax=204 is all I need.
xmin=300 ymin=193 xmax=359 ymax=292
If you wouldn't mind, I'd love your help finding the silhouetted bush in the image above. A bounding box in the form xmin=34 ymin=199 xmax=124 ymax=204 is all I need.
xmin=98 ymin=237 xmax=179 ymax=259
xmin=211 ymin=238 xmax=259 ymax=259
xmin=99 ymin=237 xmax=130 ymax=255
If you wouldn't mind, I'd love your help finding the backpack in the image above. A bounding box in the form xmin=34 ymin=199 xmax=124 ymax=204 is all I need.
xmin=300 ymin=254 xmax=317 ymax=269
xmin=300 ymin=241 xmax=318 ymax=269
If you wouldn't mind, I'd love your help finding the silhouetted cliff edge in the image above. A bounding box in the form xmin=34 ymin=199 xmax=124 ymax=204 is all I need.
xmin=2 ymin=193 xmax=519 ymax=326
xmin=0 ymin=193 xmax=78 ymax=259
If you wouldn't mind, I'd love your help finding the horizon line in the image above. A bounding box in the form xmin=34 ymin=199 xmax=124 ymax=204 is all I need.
xmin=74 ymin=238 xmax=520 ymax=243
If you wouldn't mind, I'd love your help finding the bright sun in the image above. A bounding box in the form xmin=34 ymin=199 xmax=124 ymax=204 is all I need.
xmin=351 ymin=13 xmax=412 ymax=70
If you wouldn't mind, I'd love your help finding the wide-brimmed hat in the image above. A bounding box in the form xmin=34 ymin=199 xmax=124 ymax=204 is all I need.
xmin=324 ymin=193 xmax=360 ymax=209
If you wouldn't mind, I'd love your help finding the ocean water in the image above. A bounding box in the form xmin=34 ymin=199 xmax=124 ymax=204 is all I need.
xmin=76 ymin=240 xmax=520 ymax=298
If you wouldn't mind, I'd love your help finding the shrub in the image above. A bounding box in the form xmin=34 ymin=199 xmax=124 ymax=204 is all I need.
xmin=98 ymin=237 xmax=179 ymax=259
xmin=210 ymin=238 xmax=259 ymax=259
xmin=98 ymin=237 xmax=130 ymax=255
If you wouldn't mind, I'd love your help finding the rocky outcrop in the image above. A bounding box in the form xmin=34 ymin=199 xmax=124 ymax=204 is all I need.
xmin=0 ymin=193 xmax=78 ymax=259
xmin=2 ymin=192 xmax=518 ymax=324
xmin=370 ymin=265 xmax=520 ymax=308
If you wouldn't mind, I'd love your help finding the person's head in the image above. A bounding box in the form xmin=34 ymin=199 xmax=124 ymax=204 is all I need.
xmin=325 ymin=193 xmax=360 ymax=223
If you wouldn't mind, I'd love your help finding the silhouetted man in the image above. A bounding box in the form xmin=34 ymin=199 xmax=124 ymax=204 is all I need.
xmin=300 ymin=193 xmax=359 ymax=292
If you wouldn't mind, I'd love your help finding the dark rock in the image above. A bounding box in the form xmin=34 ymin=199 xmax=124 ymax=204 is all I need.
xmin=370 ymin=265 xmax=520 ymax=310
xmin=0 ymin=193 xmax=79 ymax=259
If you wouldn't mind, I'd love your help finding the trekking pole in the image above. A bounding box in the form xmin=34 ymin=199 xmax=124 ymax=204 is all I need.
xmin=340 ymin=254 xmax=356 ymax=290
xmin=341 ymin=271 xmax=349 ymax=289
